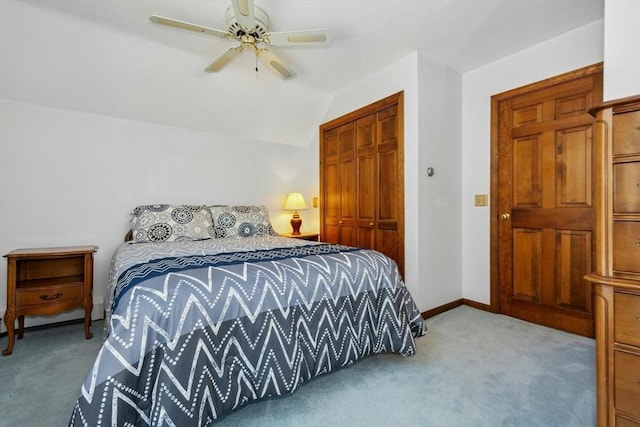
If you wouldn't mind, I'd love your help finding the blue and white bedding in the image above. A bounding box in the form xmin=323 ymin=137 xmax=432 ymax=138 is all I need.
xmin=70 ymin=236 xmax=425 ymax=426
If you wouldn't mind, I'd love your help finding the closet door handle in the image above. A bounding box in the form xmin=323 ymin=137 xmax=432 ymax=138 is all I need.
xmin=369 ymin=222 xmax=374 ymax=226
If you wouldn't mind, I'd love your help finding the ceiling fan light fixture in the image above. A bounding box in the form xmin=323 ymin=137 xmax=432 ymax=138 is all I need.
xmin=150 ymin=0 xmax=330 ymax=79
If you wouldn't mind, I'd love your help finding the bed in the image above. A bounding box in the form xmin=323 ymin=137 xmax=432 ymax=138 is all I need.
xmin=69 ymin=205 xmax=426 ymax=426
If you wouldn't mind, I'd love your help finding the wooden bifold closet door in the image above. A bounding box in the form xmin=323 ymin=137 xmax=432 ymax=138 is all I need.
xmin=319 ymin=92 xmax=404 ymax=275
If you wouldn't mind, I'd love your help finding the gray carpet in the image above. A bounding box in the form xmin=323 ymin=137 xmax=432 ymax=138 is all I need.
xmin=0 ymin=306 xmax=595 ymax=427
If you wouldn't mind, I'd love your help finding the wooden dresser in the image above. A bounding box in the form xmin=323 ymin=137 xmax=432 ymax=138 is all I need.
xmin=586 ymin=95 xmax=640 ymax=426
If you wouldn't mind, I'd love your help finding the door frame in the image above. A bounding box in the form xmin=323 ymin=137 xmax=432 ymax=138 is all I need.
xmin=489 ymin=62 xmax=604 ymax=312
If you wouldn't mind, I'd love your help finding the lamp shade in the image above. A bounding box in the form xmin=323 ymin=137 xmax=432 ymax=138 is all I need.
xmin=284 ymin=192 xmax=307 ymax=210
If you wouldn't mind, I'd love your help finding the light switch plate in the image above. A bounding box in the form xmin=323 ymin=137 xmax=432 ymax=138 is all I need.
xmin=475 ymin=194 xmax=488 ymax=206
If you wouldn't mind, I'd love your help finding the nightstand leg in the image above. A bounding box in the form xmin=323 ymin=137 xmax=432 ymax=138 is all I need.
xmin=17 ymin=315 xmax=24 ymax=339
xmin=2 ymin=310 xmax=15 ymax=356
xmin=84 ymin=305 xmax=93 ymax=339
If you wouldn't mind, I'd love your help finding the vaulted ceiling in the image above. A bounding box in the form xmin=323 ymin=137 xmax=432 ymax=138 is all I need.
xmin=0 ymin=0 xmax=604 ymax=145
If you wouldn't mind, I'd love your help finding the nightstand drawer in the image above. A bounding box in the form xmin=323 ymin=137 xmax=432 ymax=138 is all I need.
xmin=613 ymin=222 xmax=640 ymax=274
xmin=16 ymin=283 xmax=84 ymax=307
xmin=615 ymin=292 xmax=640 ymax=347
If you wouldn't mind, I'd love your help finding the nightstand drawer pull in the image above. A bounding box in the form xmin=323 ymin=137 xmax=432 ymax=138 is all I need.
xmin=40 ymin=292 xmax=63 ymax=301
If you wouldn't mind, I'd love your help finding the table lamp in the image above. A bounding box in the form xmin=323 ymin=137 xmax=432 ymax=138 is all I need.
xmin=284 ymin=192 xmax=307 ymax=235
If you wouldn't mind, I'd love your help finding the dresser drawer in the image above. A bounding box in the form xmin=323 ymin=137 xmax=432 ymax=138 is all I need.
xmin=613 ymin=222 xmax=640 ymax=274
xmin=616 ymin=416 xmax=640 ymax=427
xmin=614 ymin=350 xmax=640 ymax=421
xmin=615 ymin=292 xmax=640 ymax=347
xmin=614 ymin=162 xmax=640 ymax=213
xmin=613 ymin=109 xmax=640 ymax=156
xmin=16 ymin=283 xmax=84 ymax=307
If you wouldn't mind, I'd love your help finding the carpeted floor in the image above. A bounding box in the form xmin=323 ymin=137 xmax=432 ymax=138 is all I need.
xmin=0 ymin=306 xmax=596 ymax=427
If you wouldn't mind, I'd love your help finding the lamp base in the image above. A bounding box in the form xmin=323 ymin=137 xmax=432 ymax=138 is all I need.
xmin=290 ymin=212 xmax=302 ymax=235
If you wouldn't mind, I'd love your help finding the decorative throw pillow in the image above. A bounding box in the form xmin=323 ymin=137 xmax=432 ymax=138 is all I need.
xmin=208 ymin=205 xmax=278 ymax=238
xmin=130 ymin=204 xmax=214 ymax=242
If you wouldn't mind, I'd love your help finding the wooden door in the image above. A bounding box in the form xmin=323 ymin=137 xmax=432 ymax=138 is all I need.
xmin=375 ymin=105 xmax=404 ymax=275
xmin=320 ymin=92 xmax=404 ymax=275
xmin=492 ymin=64 xmax=603 ymax=337
xmin=321 ymin=121 xmax=357 ymax=246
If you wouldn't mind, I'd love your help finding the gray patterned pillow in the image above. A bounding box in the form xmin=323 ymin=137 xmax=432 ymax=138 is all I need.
xmin=131 ymin=204 xmax=214 ymax=243
xmin=208 ymin=205 xmax=278 ymax=238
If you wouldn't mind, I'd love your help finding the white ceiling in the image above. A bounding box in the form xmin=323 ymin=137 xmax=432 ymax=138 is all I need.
xmin=1 ymin=0 xmax=604 ymax=145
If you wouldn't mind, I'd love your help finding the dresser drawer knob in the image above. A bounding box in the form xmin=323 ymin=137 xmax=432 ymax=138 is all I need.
xmin=40 ymin=293 xmax=62 ymax=301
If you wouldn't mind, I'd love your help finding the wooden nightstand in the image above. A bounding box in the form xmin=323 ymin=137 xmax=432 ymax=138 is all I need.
xmin=2 ymin=245 xmax=98 ymax=356
xmin=283 ymin=232 xmax=319 ymax=241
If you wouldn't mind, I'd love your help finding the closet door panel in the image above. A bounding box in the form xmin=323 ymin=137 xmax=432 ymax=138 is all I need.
xmin=321 ymin=128 xmax=340 ymax=243
xmin=322 ymin=161 xmax=341 ymax=244
xmin=339 ymin=123 xmax=357 ymax=247
xmin=377 ymin=106 xmax=403 ymax=272
xmin=357 ymin=113 xmax=377 ymax=249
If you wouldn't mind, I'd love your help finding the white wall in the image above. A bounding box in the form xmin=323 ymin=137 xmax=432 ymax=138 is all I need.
xmin=460 ymin=20 xmax=604 ymax=305
xmin=0 ymin=99 xmax=314 ymax=332
xmin=417 ymin=53 xmax=463 ymax=309
xmin=603 ymin=0 xmax=640 ymax=100
xmin=0 ymin=0 xmax=332 ymax=148
xmin=318 ymin=52 xmax=463 ymax=312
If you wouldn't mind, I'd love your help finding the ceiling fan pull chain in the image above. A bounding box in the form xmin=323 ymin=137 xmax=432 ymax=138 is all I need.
xmin=255 ymin=51 xmax=259 ymax=74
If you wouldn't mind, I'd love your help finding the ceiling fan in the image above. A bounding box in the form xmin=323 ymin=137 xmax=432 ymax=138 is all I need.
xmin=149 ymin=0 xmax=331 ymax=79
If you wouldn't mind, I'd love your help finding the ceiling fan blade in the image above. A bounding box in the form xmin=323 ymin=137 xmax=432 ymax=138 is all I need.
xmin=149 ymin=15 xmax=232 ymax=39
xmin=231 ymin=0 xmax=256 ymax=31
xmin=205 ymin=46 xmax=244 ymax=72
xmin=257 ymin=48 xmax=296 ymax=80
xmin=263 ymin=29 xmax=331 ymax=47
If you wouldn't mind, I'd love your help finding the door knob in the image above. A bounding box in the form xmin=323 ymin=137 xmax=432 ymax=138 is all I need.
xmin=500 ymin=213 xmax=511 ymax=221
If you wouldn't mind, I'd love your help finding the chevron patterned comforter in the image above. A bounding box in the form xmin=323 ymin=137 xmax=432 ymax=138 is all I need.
xmin=69 ymin=236 xmax=425 ymax=426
